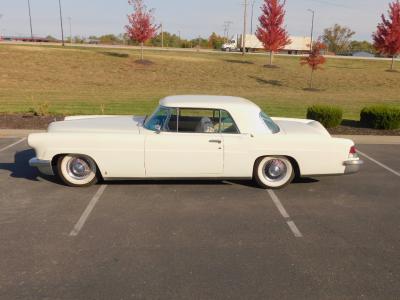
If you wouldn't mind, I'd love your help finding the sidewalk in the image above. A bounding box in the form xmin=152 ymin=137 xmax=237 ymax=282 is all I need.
xmin=0 ymin=129 xmax=399 ymax=145
xmin=0 ymin=129 xmax=45 ymax=138
xmin=333 ymin=135 xmax=400 ymax=145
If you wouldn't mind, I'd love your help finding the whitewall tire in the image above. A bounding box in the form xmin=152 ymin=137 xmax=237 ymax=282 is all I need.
xmin=254 ymin=156 xmax=294 ymax=189
xmin=57 ymin=155 xmax=98 ymax=187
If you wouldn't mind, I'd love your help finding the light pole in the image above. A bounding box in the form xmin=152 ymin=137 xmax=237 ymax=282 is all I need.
xmin=250 ymin=0 xmax=257 ymax=35
xmin=58 ymin=0 xmax=65 ymax=46
xmin=307 ymin=9 xmax=315 ymax=52
xmin=27 ymin=0 xmax=33 ymax=39
xmin=242 ymin=0 xmax=248 ymax=55
xmin=0 ymin=15 xmax=3 ymax=39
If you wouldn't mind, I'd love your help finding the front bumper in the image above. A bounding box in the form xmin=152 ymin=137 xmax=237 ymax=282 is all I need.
xmin=29 ymin=158 xmax=54 ymax=176
xmin=343 ymin=159 xmax=364 ymax=174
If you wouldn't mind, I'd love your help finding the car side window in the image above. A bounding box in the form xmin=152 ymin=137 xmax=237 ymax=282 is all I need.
xmin=144 ymin=107 xmax=177 ymax=132
xmin=220 ymin=110 xmax=240 ymax=134
xmin=178 ymin=109 xmax=220 ymax=133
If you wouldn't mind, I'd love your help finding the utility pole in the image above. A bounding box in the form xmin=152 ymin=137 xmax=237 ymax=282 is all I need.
xmin=307 ymin=9 xmax=315 ymax=52
xmin=68 ymin=17 xmax=72 ymax=43
xmin=223 ymin=21 xmax=233 ymax=41
xmin=242 ymin=0 xmax=248 ymax=55
xmin=250 ymin=0 xmax=256 ymax=34
xmin=160 ymin=23 xmax=164 ymax=48
xmin=58 ymin=0 xmax=65 ymax=46
xmin=27 ymin=0 xmax=33 ymax=39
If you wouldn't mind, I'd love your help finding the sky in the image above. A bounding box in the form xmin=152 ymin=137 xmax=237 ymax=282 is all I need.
xmin=0 ymin=0 xmax=395 ymax=41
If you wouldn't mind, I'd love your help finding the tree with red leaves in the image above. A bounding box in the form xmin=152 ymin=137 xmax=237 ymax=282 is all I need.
xmin=126 ymin=0 xmax=158 ymax=61
xmin=256 ymin=0 xmax=290 ymax=66
xmin=301 ymin=41 xmax=326 ymax=90
xmin=373 ymin=1 xmax=400 ymax=71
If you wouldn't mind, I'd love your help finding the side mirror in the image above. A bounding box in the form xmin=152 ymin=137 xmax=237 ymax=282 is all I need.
xmin=155 ymin=124 xmax=162 ymax=134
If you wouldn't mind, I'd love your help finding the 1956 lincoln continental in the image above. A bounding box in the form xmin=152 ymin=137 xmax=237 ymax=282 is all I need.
xmin=28 ymin=95 xmax=363 ymax=189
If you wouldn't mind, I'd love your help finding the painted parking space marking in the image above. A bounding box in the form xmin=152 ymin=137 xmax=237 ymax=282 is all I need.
xmin=0 ymin=138 xmax=27 ymax=152
xmin=70 ymin=185 xmax=108 ymax=237
xmin=267 ymin=190 xmax=303 ymax=238
xmin=358 ymin=150 xmax=400 ymax=177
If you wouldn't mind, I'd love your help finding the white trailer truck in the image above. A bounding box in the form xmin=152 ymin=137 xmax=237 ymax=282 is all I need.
xmin=221 ymin=34 xmax=311 ymax=54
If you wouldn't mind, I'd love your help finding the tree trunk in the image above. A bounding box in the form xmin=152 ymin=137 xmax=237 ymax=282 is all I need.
xmin=391 ymin=56 xmax=395 ymax=70
xmin=141 ymin=42 xmax=144 ymax=61
xmin=269 ymin=51 xmax=274 ymax=65
xmin=309 ymin=69 xmax=314 ymax=89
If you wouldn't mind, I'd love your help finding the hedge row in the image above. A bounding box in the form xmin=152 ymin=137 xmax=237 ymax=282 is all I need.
xmin=306 ymin=105 xmax=400 ymax=130
xmin=360 ymin=106 xmax=400 ymax=130
xmin=306 ymin=105 xmax=343 ymax=128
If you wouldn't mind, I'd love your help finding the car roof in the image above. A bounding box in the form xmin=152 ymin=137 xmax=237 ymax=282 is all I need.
xmin=159 ymin=95 xmax=265 ymax=134
xmin=159 ymin=95 xmax=260 ymax=111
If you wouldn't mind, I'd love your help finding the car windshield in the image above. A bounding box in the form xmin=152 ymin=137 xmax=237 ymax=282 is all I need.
xmin=144 ymin=106 xmax=171 ymax=131
xmin=260 ymin=112 xmax=280 ymax=134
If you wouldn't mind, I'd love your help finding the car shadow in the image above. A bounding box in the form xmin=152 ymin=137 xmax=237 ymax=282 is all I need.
xmin=292 ymin=177 xmax=319 ymax=184
xmin=0 ymin=149 xmax=58 ymax=184
xmin=106 ymin=179 xmax=233 ymax=187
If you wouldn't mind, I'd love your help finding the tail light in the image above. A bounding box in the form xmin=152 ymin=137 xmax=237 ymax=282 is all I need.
xmin=349 ymin=146 xmax=359 ymax=159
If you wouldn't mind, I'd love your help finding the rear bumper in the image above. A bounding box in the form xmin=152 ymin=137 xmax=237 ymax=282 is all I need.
xmin=343 ymin=159 xmax=364 ymax=174
xmin=29 ymin=157 xmax=54 ymax=176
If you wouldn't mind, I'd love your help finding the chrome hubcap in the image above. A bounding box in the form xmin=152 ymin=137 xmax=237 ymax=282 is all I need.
xmin=263 ymin=159 xmax=287 ymax=182
xmin=67 ymin=157 xmax=92 ymax=180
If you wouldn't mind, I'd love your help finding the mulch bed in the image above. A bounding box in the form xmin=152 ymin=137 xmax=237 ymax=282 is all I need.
xmin=0 ymin=114 xmax=399 ymax=136
xmin=327 ymin=120 xmax=400 ymax=136
xmin=0 ymin=114 xmax=64 ymax=129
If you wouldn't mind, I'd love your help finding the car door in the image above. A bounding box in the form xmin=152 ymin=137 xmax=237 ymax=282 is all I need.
xmin=145 ymin=108 xmax=223 ymax=177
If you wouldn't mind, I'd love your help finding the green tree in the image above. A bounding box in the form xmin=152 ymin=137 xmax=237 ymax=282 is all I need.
xmin=322 ymin=24 xmax=356 ymax=54
xmin=99 ymin=34 xmax=123 ymax=45
xmin=208 ymin=32 xmax=225 ymax=49
xmin=350 ymin=40 xmax=375 ymax=54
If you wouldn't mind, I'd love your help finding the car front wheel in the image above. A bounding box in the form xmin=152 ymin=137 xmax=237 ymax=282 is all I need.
xmin=254 ymin=156 xmax=294 ymax=189
xmin=57 ymin=155 xmax=98 ymax=187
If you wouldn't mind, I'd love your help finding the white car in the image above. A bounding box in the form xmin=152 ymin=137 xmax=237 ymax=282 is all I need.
xmin=28 ymin=95 xmax=363 ymax=189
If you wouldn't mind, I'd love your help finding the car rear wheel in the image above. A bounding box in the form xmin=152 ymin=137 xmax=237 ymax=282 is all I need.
xmin=57 ymin=155 xmax=98 ymax=187
xmin=254 ymin=156 xmax=294 ymax=189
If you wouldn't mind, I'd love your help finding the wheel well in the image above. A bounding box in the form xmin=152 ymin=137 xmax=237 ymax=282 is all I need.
xmin=254 ymin=155 xmax=301 ymax=178
xmin=51 ymin=154 xmax=103 ymax=179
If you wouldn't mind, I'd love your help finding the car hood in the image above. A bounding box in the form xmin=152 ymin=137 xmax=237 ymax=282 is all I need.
xmin=273 ymin=118 xmax=331 ymax=137
xmin=48 ymin=116 xmax=146 ymax=134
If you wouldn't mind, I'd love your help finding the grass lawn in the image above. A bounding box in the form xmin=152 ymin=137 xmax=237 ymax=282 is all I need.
xmin=0 ymin=44 xmax=399 ymax=120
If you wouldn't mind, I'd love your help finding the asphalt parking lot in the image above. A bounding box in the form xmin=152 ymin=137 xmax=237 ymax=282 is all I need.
xmin=0 ymin=137 xmax=399 ymax=300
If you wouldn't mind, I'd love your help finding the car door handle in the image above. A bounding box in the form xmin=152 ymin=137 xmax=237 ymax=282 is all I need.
xmin=209 ymin=139 xmax=222 ymax=144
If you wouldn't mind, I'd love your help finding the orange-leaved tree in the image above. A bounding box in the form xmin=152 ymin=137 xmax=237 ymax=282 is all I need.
xmin=373 ymin=0 xmax=400 ymax=71
xmin=301 ymin=41 xmax=326 ymax=89
xmin=125 ymin=0 xmax=158 ymax=61
xmin=256 ymin=0 xmax=291 ymax=66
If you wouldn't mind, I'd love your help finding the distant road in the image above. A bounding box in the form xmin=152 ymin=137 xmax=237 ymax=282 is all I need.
xmin=1 ymin=40 xmax=399 ymax=62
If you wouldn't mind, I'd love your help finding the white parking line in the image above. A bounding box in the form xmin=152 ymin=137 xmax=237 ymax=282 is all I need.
xmin=70 ymin=185 xmax=108 ymax=237
xmin=0 ymin=138 xmax=27 ymax=152
xmin=358 ymin=150 xmax=400 ymax=177
xmin=267 ymin=190 xmax=303 ymax=238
